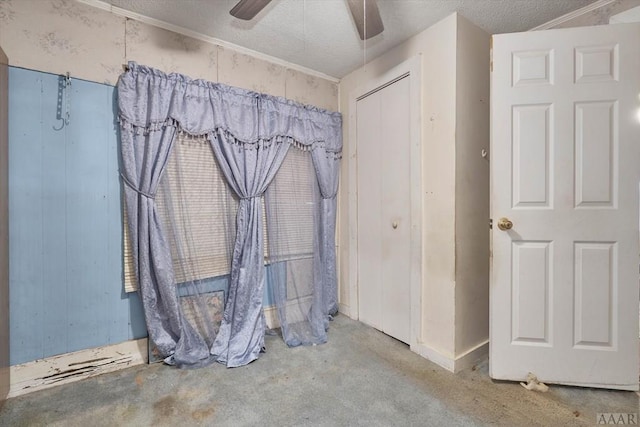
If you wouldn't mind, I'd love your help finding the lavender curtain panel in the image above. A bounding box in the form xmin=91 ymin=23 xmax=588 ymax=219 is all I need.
xmin=117 ymin=62 xmax=342 ymax=368
xmin=208 ymin=131 xmax=290 ymax=366
xmin=312 ymin=148 xmax=341 ymax=317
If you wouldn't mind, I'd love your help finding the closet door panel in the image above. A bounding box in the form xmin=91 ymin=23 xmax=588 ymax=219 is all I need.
xmin=357 ymin=76 xmax=412 ymax=344
xmin=356 ymin=91 xmax=383 ymax=330
xmin=380 ymin=77 xmax=411 ymax=344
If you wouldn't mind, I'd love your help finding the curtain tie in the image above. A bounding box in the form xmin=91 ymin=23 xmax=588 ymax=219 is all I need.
xmin=120 ymin=173 xmax=156 ymax=199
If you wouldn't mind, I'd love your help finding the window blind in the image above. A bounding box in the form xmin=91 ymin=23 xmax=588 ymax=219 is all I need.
xmin=123 ymin=204 xmax=136 ymax=292
xmin=123 ymin=135 xmax=238 ymax=292
xmin=264 ymin=148 xmax=316 ymax=263
xmin=123 ymin=138 xmax=317 ymax=292
xmin=156 ymin=136 xmax=238 ymax=285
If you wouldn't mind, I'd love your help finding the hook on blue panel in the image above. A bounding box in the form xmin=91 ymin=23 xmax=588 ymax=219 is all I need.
xmin=53 ymin=72 xmax=71 ymax=131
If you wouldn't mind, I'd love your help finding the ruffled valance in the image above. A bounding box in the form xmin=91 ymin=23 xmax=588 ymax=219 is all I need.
xmin=118 ymin=62 xmax=342 ymax=154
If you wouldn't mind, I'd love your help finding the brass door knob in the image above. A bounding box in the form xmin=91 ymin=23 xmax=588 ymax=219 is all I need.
xmin=497 ymin=217 xmax=513 ymax=231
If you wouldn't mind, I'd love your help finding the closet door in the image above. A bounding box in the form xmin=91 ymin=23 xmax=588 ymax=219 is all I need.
xmin=357 ymin=76 xmax=411 ymax=344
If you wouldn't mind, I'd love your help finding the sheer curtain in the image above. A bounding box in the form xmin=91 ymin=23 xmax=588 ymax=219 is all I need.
xmin=265 ymin=148 xmax=326 ymax=346
xmin=208 ymin=131 xmax=291 ymax=367
xmin=155 ymin=133 xmax=237 ymax=359
xmin=118 ymin=62 xmax=342 ymax=368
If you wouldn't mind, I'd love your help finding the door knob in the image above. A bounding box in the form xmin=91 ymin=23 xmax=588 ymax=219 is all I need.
xmin=497 ymin=217 xmax=513 ymax=231
xmin=392 ymin=221 xmax=398 ymax=229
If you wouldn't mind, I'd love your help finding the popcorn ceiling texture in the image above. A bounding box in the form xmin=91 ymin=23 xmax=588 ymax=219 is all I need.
xmin=103 ymin=0 xmax=597 ymax=78
xmin=0 ymin=0 xmax=339 ymax=111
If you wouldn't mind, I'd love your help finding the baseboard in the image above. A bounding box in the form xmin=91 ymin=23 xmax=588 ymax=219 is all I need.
xmin=264 ymin=305 xmax=279 ymax=330
xmin=411 ymin=339 xmax=489 ymax=373
xmin=338 ymin=303 xmax=351 ymax=318
xmin=452 ymin=340 xmax=489 ymax=373
xmin=8 ymin=338 xmax=148 ymax=398
xmin=411 ymin=343 xmax=456 ymax=372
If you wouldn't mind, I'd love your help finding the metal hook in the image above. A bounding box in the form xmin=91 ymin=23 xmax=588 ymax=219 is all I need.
xmin=64 ymin=72 xmax=71 ymax=126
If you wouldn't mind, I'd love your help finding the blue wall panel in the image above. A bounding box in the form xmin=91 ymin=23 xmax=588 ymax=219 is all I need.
xmin=7 ymin=67 xmax=282 ymax=365
xmin=8 ymin=70 xmax=45 ymax=362
xmin=8 ymin=67 xmax=146 ymax=365
xmin=40 ymin=74 xmax=69 ymax=358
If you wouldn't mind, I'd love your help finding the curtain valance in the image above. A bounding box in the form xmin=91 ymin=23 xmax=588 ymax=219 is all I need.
xmin=118 ymin=62 xmax=342 ymax=153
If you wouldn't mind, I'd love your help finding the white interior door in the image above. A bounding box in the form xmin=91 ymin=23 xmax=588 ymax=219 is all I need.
xmin=491 ymin=23 xmax=640 ymax=390
xmin=357 ymin=76 xmax=411 ymax=344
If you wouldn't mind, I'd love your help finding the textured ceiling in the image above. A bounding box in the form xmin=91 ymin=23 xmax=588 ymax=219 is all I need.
xmin=103 ymin=0 xmax=597 ymax=78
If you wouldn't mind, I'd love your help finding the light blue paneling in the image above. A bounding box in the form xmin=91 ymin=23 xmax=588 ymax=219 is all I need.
xmin=8 ymin=69 xmax=44 ymax=362
xmin=8 ymin=67 xmax=282 ymax=365
xmin=40 ymin=75 xmax=68 ymax=358
xmin=9 ymin=67 xmax=146 ymax=365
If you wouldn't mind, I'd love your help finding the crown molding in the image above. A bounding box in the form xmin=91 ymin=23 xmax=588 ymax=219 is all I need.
xmin=75 ymin=0 xmax=340 ymax=83
xmin=529 ymin=0 xmax=618 ymax=31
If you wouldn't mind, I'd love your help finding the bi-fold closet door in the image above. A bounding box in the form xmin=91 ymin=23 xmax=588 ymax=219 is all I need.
xmin=356 ymin=75 xmax=411 ymax=344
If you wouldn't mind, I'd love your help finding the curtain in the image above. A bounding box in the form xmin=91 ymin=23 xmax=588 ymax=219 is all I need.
xmin=155 ymin=134 xmax=238 ymax=360
xmin=312 ymin=146 xmax=341 ymax=317
xmin=265 ymin=148 xmax=324 ymax=346
xmin=117 ymin=62 xmax=342 ymax=368
xmin=208 ymin=131 xmax=290 ymax=366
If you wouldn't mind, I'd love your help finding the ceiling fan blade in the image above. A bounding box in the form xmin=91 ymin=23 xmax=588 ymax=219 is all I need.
xmin=346 ymin=0 xmax=384 ymax=40
xmin=230 ymin=0 xmax=272 ymax=20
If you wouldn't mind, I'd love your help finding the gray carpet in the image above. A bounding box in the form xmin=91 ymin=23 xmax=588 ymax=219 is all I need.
xmin=0 ymin=315 xmax=637 ymax=426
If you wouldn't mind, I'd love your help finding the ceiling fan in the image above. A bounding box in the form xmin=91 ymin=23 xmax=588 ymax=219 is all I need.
xmin=230 ymin=0 xmax=384 ymax=40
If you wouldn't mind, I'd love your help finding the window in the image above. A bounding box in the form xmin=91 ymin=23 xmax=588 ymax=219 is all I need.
xmin=123 ymin=134 xmax=237 ymax=291
xmin=264 ymin=147 xmax=316 ymax=263
xmin=123 ymin=135 xmax=317 ymax=292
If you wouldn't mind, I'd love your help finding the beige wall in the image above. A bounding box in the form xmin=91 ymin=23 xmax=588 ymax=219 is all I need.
xmin=454 ymin=16 xmax=490 ymax=355
xmin=339 ymin=13 xmax=490 ymax=368
xmin=0 ymin=0 xmax=338 ymax=111
xmin=340 ymin=13 xmax=459 ymax=360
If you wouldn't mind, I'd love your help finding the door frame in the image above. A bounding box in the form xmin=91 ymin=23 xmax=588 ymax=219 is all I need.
xmin=347 ymin=55 xmax=422 ymax=349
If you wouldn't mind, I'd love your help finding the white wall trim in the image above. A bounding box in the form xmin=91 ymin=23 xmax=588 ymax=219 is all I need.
xmin=264 ymin=305 xmax=279 ymax=330
xmin=529 ymin=0 xmax=618 ymax=31
xmin=338 ymin=303 xmax=351 ymax=317
xmin=411 ymin=340 xmax=489 ymax=373
xmin=411 ymin=343 xmax=456 ymax=372
xmin=453 ymin=340 xmax=489 ymax=373
xmin=347 ymin=55 xmax=423 ymax=349
xmin=8 ymin=339 xmax=148 ymax=398
xmin=75 ymin=0 xmax=340 ymax=83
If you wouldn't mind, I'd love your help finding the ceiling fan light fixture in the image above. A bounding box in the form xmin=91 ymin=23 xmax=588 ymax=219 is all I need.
xmin=230 ymin=0 xmax=272 ymax=20
xmin=346 ymin=0 xmax=384 ymax=40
